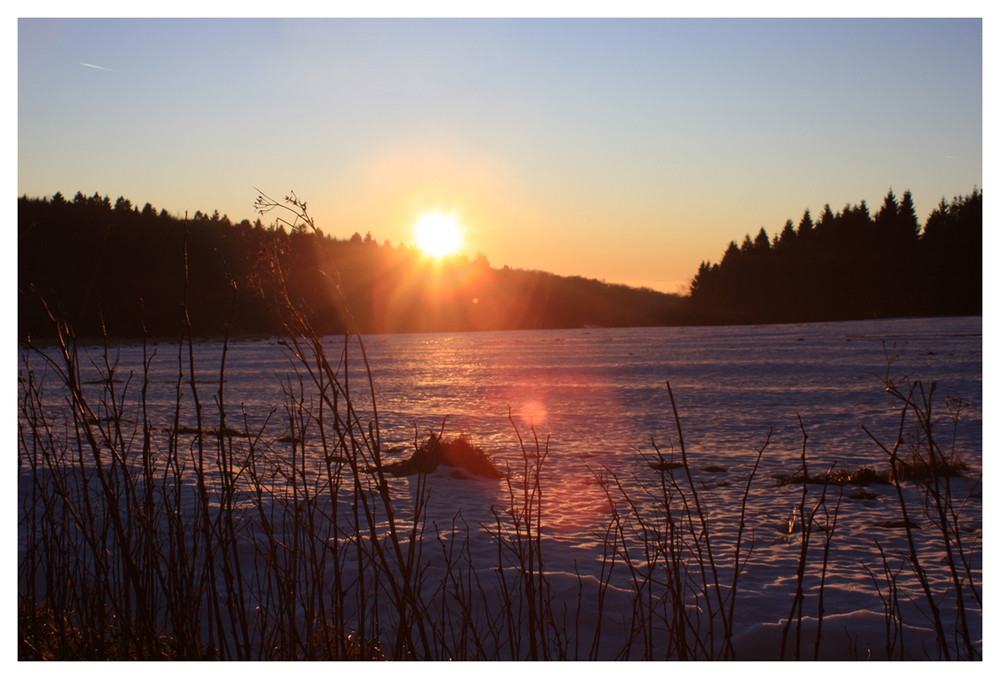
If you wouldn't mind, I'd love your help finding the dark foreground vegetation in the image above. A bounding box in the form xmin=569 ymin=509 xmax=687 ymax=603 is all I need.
xmin=18 ymin=186 xmax=981 ymax=341
xmin=18 ymin=195 xmax=980 ymax=660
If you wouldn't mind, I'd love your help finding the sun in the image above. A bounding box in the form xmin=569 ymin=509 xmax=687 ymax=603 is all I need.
xmin=414 ymin=210 xmax=463 ymax=257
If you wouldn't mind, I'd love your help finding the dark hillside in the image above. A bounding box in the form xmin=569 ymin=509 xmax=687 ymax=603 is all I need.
xmin=18 ymin=192 xmax=698 ymax=340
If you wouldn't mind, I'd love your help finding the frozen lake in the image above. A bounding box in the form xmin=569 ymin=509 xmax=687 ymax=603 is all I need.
xmin=18 ymin=315 xmax=982 ymax=659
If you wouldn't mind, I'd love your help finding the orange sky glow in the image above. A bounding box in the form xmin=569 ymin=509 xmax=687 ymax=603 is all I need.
xmin=17 ymin=13 xmax=984 ymax=294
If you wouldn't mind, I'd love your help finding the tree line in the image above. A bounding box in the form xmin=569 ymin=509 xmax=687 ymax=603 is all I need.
xmin=18 ymin=191 xmax=698 ymax=340
xmin=18 ymin=187 xmax=981 ymax=341
xmin=688 ymin=188 xmax=982 ymax=323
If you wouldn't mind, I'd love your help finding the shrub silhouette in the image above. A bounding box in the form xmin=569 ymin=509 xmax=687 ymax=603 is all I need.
xmin=375 ymin=432 xmax=505 ymax=478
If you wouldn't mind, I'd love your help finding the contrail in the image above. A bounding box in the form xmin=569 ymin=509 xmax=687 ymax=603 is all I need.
xmin=79 ymin=62 xmax=112 ymax=71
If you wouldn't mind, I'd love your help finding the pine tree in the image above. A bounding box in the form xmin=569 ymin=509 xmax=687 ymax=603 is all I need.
xmin=898 ymin=190 xmax=920 ymax=241
xmin=775 ymin=219 xmax=796 ymax=250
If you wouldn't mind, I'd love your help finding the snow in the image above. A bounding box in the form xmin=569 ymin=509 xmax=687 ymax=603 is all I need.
xmin=17 ymin=316 xmax=982 ymax=660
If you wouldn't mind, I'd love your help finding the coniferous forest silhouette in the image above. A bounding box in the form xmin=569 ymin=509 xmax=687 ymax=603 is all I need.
xmin=18 ymin=187 xmax=981 ymax=341
xmin=689 ymin=188 xmax=982 ymax=323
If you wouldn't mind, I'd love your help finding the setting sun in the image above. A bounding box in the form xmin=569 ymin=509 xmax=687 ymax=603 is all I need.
xmin=414 ymin=210 xmax=463 ymax=257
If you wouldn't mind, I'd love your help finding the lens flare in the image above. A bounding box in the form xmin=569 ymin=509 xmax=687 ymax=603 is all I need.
xmin=519 ymin=400 xmax=548 ymax=426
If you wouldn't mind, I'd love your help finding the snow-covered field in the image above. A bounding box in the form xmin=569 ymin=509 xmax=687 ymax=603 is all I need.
xmin=18 ymin=316 xmax=982 ymax=660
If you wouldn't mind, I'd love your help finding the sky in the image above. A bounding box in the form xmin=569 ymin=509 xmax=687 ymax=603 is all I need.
xmin=15 ymin=8 xmax=985 ymax=294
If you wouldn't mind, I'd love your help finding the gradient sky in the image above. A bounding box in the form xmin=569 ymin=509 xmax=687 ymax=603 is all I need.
xmin=17 ymin=16 xmax=983 ymax=293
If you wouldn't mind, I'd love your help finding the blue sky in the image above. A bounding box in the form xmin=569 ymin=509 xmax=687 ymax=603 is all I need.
xmin=16 ymin=12 xmax=984 ymax=292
